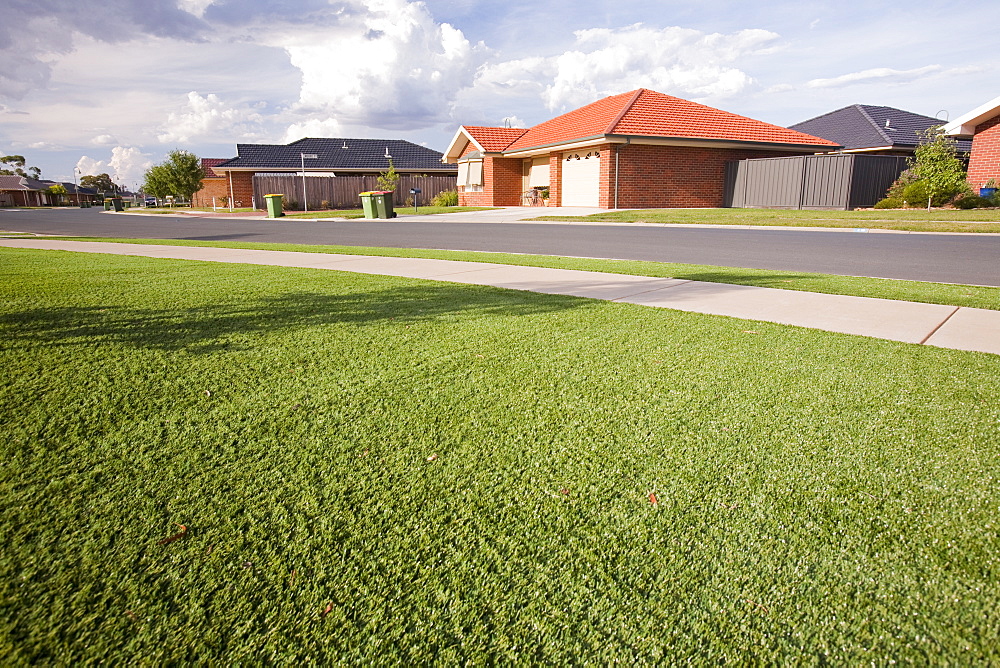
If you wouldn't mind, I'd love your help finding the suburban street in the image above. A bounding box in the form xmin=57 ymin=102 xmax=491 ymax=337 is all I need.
xmin=2 ymin=207 xmax=999 ymax=287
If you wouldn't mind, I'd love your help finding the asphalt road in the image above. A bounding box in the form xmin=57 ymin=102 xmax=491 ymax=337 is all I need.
xmin=3 ymin=207 xmax=999 ymax=287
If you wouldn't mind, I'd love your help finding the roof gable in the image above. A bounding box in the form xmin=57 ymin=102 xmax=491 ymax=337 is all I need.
xmin=943 ymin=95 xmax=1000 ymax=138
xmin=201 ymin=158 xmax=228 ymax=178
xmin=503 ymin=89 xmax=838 ymax=152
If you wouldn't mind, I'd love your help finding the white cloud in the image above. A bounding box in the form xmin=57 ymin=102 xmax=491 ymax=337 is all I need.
xmin=282 ymin=117 xmax=343 ymax=143
xmin=76 ymin=146 xmax=154 ymax=187
xmin=91 ymin=134 xmax=119 ymax=146
xmin=157 ymin=92 xmax=266 ymax=144
xmin=270 ymin=0 xmax=487 ymax=129
xmin=470 ymin=24 xmax=782 ymax=114
xmin=806 ymin=65 xmax=942 ymax=88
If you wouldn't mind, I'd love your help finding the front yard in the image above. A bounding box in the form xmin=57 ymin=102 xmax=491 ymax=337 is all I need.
xmin=532 ymin=207 xmax=1000 ymax=233
xmin=1 ymin=248 xmax=998 ymax=663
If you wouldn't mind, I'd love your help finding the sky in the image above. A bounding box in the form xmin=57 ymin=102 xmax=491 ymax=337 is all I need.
xmin=0 ymin=0 xmax=993 ymax=188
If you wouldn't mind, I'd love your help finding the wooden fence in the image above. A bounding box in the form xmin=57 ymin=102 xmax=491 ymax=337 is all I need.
xmin=252 ymin=174 xmax=457 ymax=210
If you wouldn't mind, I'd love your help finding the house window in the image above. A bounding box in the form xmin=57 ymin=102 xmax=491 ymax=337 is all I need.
xmin=457 ymin=158 xmax=484 ymax=192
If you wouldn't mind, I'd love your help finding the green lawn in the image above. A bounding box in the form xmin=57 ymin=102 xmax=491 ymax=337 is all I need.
xmin=1 ymin=248 xmax=998 ymax=663
xmin=33 ymin=237 xmax=1000 ymax=311
xmin=531 ymin=207 xmax=1000 ymax=233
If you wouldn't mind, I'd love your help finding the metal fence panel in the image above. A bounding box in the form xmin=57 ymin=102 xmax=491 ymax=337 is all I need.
xmin=725 ymin=154 xmax=909 ymax=210
xmin=848 ymin=156 xmax=908 ymax=209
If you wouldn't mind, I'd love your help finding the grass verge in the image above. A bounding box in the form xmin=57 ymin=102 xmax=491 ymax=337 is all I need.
xmin=29 ymin=236 xmax=1000 ymax=311
xmin=530 ymin=207 xmax=1000 ymax=233
xmin=282 ymin=206 xmax=499 ymax=219
xmin=1 ymin=248 xmax=998 ymax=662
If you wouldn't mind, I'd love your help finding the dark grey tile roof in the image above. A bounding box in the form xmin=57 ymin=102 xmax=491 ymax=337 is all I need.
xmin=0 ymin=175 xmax=48 ymax=191
xmin=217 ymin=138 xmax=456 ymax=172
xmin=789 ymin=105 xmax=972 ymax=153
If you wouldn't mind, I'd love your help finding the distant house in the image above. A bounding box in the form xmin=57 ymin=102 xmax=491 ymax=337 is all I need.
xmin=942 ymin=95 xmax=1000 ymax=190
xmin=0 ymin=176 xmax=51 ymax=207
xmin=442 ymin=88 xmax=838 ymax=209
xmin=789 ymin=104 xmax=972 ymax=157
xmin=199 ymin=138 xmax=457 ymax=209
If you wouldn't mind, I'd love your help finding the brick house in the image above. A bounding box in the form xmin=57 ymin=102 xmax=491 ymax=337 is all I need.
xmin=190 ymin=159 xmax=229 ymax=208
xmin=790 ymin=104 xmax=971 ymax=158
xmin=201 ymin=138 xmax=456 ymax=209
xmin=442 ymin=89 xmax=839 ymax=209
xmin=943 ymin=95 xmax=1000 ymax=190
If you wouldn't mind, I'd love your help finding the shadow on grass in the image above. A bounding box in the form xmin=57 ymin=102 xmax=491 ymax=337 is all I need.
xmin=182 ymin=233 xmax=268 ymax=241
xmin=1 ymin=283 xmax=594 ymax=353
xmin=669 ymin=271 xmax=820 ymax=289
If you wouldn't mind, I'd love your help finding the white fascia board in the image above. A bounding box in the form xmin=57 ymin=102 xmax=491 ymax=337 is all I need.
xmin=942 ymin=95 xmax=1000 ymax=137
xmin=442 ymin=127 xmax=484 ymax=163
xmin=503 ymin=137 xmax=609 ymax=158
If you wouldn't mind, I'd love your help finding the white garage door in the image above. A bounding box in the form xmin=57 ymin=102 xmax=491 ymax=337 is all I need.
xmin=561 ymin=150 xmax=600 ymax=207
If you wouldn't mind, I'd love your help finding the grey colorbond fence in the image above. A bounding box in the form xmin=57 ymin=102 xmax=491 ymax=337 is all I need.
xmin=724 ymin=154 xmax=908 ymax=210
xmin=252 ymin=174 xmax=457 ymax=210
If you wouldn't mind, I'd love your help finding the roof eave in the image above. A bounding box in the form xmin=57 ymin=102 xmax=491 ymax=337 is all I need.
xmin=605 ymin=134 xmax=842 ymax=152
xmin=943 ymin=94 xmax=1000 ymax=137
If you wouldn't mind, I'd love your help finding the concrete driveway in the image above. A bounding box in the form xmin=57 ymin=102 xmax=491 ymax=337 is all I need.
xmin=391 ymin=206 xmax=612 ymax=223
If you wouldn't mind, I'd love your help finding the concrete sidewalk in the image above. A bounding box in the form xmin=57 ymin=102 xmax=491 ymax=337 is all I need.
xmin=2 ymin=238 xmax=998 ymax=355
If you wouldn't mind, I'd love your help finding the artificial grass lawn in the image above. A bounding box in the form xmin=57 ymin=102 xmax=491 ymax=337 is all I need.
xmin=2 ymin=249 xmax=999 ymax=663
xmin=532 ymin=207 xmax=1000 ymax=233
xmin=36 ymin=236 xmax=1000 ymax=311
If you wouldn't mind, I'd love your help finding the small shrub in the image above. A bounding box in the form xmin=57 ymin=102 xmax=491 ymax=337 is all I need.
xmin=432 ymin=190 xmax=458 ymax=207
xmin=873 ymin=197 xmax=903 ymax=209
xmin=282 ymin=199 xmax=299 ymax=211
xmin=954 ymin=194 xmax=990 ymax=209
xmin=404 ymin=196 xmax=414 ymax=207
xmin=320 ymin=200 xmax=331 ymax=210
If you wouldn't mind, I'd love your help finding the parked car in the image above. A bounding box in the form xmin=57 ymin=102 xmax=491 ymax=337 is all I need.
xmin=144 ymin=197 xmax=157 ymax=206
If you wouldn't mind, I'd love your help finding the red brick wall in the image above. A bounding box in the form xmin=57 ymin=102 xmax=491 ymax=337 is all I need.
xmin=610 ymin=144 xmax=791 ymax=208
xmin=967 ymin=113 xmax=1000 ymax=188
xmin=548 ymin=154 xmax=562 ymax=207
xmin=191 ymin=178 xmax=228 ymax=207
xmin=458 ymin=155 xmax=522 ymax=206
xmin=191 ymin=172 xmax=255 ymax=208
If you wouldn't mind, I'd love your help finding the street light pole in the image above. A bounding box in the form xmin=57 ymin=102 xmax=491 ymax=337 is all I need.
xmin=300 ymin=152 xmax=317 ymax=213
xmin=73 ymin=168 xmax=80 ymax=206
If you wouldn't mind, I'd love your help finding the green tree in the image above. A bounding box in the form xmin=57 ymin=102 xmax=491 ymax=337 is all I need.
xmin=142 ymin=150 xmax=205 ymax=200
xmin=80 ymin=173 xmax=120 ymax=194
xmin=376 ymin=159 xmax=399 ymax=192
xmin=46 ymin=183 xmax=68 ymax=205
xmin=0 ymin=155 xmax=41 ymax=179
xmin=909 ymin=127 xmax=967 ymax=210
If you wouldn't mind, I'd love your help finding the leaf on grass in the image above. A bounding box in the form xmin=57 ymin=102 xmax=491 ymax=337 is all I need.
xmin=426 ymin=454 xmax=438 ymax=462
xmin=203 ymin=390 xmax=211 ymax=397
xmin=289 ymin=569 xmax=297 ymax=588
xmin=560 ymin=488 xmax=570 ymax=495
xmin=157 ymin=523 xmax=188 ymax=545
xmin=649 ymin=493 xmax=659 ymax=506
xmin=321 ymin=602 xmax=334 ymax=618
xmin=125 ymin=610 xmax=139 ymax=622
xmin=742 ymin=330 xmax=759 ymax=334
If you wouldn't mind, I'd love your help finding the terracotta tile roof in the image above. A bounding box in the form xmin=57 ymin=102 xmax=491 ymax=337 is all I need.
xmin=503 ymin=88 xmax=839 ymax=152
xmin=462 ymin=126 xmax=528 ymax=152
xmin=201 ymin=158 xmax=228 ymax=178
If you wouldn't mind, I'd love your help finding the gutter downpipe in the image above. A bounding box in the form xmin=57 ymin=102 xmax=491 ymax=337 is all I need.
xmin=228 ymin=171 xmax=235 ymax=212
